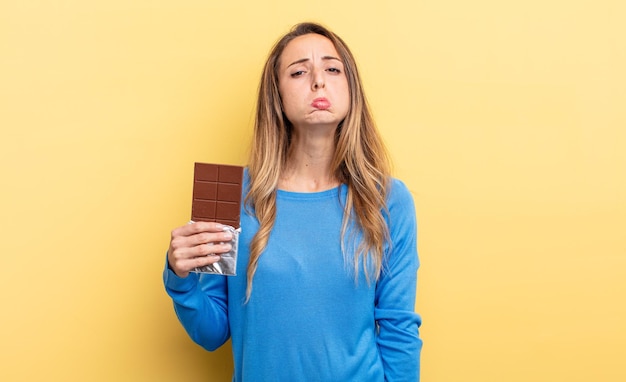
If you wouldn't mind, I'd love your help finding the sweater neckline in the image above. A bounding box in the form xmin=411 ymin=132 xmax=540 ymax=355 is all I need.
xmin=277 ymin=184 xmax=345 ymax=200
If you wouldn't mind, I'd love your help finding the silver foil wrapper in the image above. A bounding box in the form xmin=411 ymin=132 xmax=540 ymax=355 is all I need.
xmin=192 ymin=225 xmax=239 ymax=276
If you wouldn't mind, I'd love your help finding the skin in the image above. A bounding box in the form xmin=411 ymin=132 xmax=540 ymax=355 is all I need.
xmin=168 ymin=33 xmax=349 ymax=277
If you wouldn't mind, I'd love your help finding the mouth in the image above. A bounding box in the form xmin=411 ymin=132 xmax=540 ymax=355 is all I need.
xmin=311 ymin=97 xmax=331 ymax=110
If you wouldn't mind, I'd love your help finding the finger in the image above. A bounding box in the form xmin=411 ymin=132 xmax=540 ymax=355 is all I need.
xmin=187 ymin=230 xmax=234 ymax=247
xmin=170 ymin=242 xmax=232 ymax=263
xmin=170 ymin=224 xmax=231 ymax=252
xmin=186 ymin=253 xmax=222 ymax=270
xmin=171 ymin=221 xmax=226 ymax=239
xmin=172 ymin=253 xmax=222 ymax=277
xmin=169 ymin=242 xmax=225 ymax=264
xmin=192 ymin=242 xmax=233 ymax=257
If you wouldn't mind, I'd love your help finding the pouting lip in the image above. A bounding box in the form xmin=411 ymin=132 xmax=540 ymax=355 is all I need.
xmin=311 ymin=97 xmax=331 ymax=109
xmin=312 ymin=97 xmax=329 ymax=103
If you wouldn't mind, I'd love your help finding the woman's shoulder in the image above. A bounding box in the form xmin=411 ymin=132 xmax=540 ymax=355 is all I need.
xmin=384 ymin=177 xmax=416 ymax=222
xmin=387 ymin=177 xmax=414 ymax=204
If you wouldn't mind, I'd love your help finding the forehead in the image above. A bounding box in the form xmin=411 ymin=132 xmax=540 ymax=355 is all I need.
xmin=279 ymin=33 xmax=340 ymax=65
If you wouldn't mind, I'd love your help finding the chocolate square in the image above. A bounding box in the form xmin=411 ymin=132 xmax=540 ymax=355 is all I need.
xmin=191 ymin=162 xmax=244 ymax=228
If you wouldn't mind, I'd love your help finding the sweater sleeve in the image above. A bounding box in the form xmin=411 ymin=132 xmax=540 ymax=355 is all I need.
xmin=163 ymin=260 xmax=230 ymax=351
xmin=375 ymin=180 xmax=423 ymax=381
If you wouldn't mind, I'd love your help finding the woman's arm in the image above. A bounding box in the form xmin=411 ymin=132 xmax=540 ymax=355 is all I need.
xmin=163 ymin=267 xmax=230 ymax=351
xmin=375 ymin=179 xmax=423 ymax=381
xmin=163 ymin=221 xmax=233 ymax=351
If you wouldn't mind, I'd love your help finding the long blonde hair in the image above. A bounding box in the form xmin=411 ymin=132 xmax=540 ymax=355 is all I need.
xmin=245 ymin=22 xmax=391 ymax=300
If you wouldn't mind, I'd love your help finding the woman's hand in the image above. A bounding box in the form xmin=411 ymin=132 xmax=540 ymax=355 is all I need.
xmin=167 ymin=222 xmax=234 ymax=278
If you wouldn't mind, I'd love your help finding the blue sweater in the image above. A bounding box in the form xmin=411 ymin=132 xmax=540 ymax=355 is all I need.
xmin=164 ymin=177 xmax=422 ymax=381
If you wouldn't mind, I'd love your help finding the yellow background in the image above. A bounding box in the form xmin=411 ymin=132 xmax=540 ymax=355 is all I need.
xmin=1 ymin=0 xmax=624 ymax=381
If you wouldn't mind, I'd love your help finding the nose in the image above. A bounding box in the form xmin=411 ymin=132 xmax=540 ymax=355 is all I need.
xmin=311 ymin=68 xmax=325 ymax=90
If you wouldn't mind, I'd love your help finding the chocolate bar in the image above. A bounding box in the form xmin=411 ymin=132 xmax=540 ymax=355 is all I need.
xmin=192 ymin=162 xmax=244 ymax=228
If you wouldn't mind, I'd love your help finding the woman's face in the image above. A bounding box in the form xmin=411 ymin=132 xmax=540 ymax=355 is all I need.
xmin=277 ymin=33 xmax=350 ymax=130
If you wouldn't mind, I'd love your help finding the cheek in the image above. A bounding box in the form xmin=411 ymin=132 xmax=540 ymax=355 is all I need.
xmin=336 ymin=81 xmax=351 ymax=115
xmin=280 ymin=90 xmax=294 ymax=107
xmin=278 ymin=87 xmax=299 ymax=121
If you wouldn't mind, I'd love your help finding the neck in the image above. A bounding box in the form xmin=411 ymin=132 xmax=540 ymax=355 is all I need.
xmin=279 ymin=125 xmax=339 ymax=192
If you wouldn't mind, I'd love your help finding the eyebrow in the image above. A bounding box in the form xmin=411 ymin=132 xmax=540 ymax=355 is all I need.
xmin=286 ymin=56 xmax=342 ymax=68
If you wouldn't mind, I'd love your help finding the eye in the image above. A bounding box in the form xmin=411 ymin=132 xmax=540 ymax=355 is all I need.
xmin=290 ymin=70 xmax=306 ymax=77
xmin=327 ymin=67 xmax=341 ymax=74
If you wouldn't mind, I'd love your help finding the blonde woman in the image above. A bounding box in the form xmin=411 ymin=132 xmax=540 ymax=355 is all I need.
xmin=165 ymin=22 xmax=422 ymax=381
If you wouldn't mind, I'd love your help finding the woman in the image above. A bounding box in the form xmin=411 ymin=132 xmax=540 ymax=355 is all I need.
xmin=165 ymin=22 xmax=422 ymax=381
